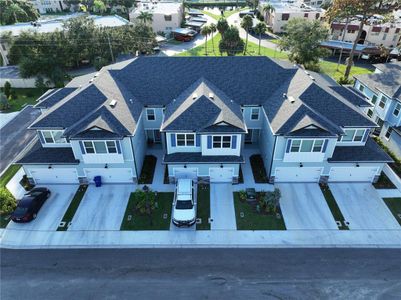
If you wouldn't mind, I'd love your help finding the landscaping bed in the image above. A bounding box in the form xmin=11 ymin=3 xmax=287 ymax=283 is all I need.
xmin=138 ymin=155 xmax=157 ymax=184
xmin=196 ymin=184 xmax=210 ymax=230
xmin=373 ymin=172 xmax=396 ymax=189
xmin=1 ymin=88 xmax=46 ymax=112
xmin=319 ymin=184 xmax=349 ymax=230
xmin=0 ymin=164 xmax=21 ymax=228
xmin=233 ymin=191 xmax=286 ymax=230
xmin=57 ymin=185 xmax=88 ymax=231
xmin=373 ymin=136 xmax=401 ymax=178
xmin=238 ymin=166 xmax=244 ymax=184
xmin=249 ymin=154 xmax=269 ymax=183
xmin=121 ymin=191 xmax=173 ymax=230
xmin=383 ymin=198 xmax=401 ymax=226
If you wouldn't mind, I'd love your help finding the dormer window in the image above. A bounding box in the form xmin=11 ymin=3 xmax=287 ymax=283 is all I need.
xmin=340 ymin=129 xmax=365 ymax=142
xmin=147 ymin=108 xmax=155 ymax=121
xmin=41 ymin=130 xmax=66 ymax=144
xmin=251 ymin=108 xmax=259 ymax=120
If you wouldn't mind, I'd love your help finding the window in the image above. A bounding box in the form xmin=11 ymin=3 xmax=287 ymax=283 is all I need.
xmin=41 ymin=130 xmax=66 ymax=144
xmin=371 ymin=95 xmax=378 ymax=104
xmin=384 ymin=127 xmax=393 ymax=140
xmin=146 ymin=108 xmax=155 ymax=121
xmin=340 ymin=129 xmax=365 ymax=142
xmin=367 ymin=109 xmax=373 ymax=118
xmin=282 ymin=13 xmax=289 ymax=21
xmin=393 ymin=103 xmax=401 ymax=117
xmin=84 ymin=140 xmax=118 ymax=154
xmin=164 ymin=14 xmax=172 ymax=21
xmin=304 ymin=13 xmax=308 ymax=18
xmin=315 ymin=13 xmax=320 ymax=20
xmin=313 ymin=140 xmax=323 ymax=152
xmin=359 ymin=84 xmax=365 ymax=92
xmin=348 ymin=30 xmax=356 ymax=34
xmin=382 ymin=33 xmax=387 ymax=41
xmin=300 ymin=140 xmax=313 ymax=152
xmin=290 ymin=140 xmax=301 ymax=152
xmin=176 ymin=134 xmax=195 ymax=146
xmin=379 ymin=96 xmax=387 ymax=109
xmin=251 ymin=108 xmax=259 ymax=120
xmin=213 ymin=136 xmax=231 ymax=148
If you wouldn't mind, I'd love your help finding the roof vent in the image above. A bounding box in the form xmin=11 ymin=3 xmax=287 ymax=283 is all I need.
xmin=94 ymin=72 xmax=100 ymax=78
xmin=89 ymin=78 xmax=94 ymax=83
xmin=192 ymin=93 xmax=198 ymax=100
xmin=209 ymin=93 xmax=214 ymax=99
xmin=109 ymin=99 xmax=117 ymax=107
xmin=282 ymin=93 xmax=287 ymax=99
xmin=288 ymin=96 xmax=296 ymax=103
xmin=129 ymin=98 xmax=133 ymax=104
xmin=309 ymin=75 xmax=315 ymax=81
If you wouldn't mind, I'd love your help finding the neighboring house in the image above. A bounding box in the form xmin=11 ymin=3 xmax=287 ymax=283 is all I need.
xmin=129 ymin=1 xmax=183 ymax=35
xmin=260 ymin=0 xmax=325 ymax=34
xmin=302 ymin=0 xmax=331 ymax=8
xmin=0 ymin=14 xmax=130 ymax=66
xmin=330 ymin=21 xmax=401 ymax=49
xmin=30 ymin=0 xmax=69 ymax=14
xmin=17 ymin=57 xmax=392 ymax=185
xmin=354 ymin=61 xmax=401 ymax=158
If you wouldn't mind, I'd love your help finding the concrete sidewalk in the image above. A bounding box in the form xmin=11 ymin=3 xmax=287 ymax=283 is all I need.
xmin=1 ymin=227 xmax=401 ymax=249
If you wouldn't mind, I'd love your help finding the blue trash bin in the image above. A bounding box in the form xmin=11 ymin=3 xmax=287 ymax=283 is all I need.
xmin=94 ymin=176 xmax=102 ymax=187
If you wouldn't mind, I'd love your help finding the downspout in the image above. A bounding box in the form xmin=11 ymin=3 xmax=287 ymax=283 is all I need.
xmin=129 ymin=137 xmax=139 ymax=179
xmin=268 ymin=135 xmax=278 ymax=181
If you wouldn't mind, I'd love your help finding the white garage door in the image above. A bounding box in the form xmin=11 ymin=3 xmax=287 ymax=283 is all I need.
xmin=275 ymin=167 xmax=322 ymax=182
xmin=30 ymin=168 xmax=79 ymax=184
xmin=173 ymin=168 xmax=198 ymax=179
xmin=85 ymin=168 xmax=133 ymax=183
xmin=329 ymin=167 xmax=378 ymax=182
xmin=209 ymin=168 xmax=233 ymax=183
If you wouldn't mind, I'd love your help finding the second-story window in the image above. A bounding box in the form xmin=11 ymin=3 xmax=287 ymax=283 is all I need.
xmin=290 ymin=139 xmax=324 ymax=153
xmin=251 ymin=108 xmax=259 ymax=120
xmin=146 ymin=108 xmax=155 ymax=121
xmin=176 ymin=134 xmax=195 ymax=146
xmin=282 ymin=13 xmax=289 ymax=21
xmin=164 ymin=14 xmax=172 ymax=21
xmin=393 ymin=103 xmax=401 ymax=117
xmin=83 ymin=140 xmax=118 ymax=154
xmin=340 ymin=129 xmax=365 ymax=142
xmin=213 ymin=136 xmax=231 ymax=148
xmin=41 ymin=130 xmax=66 ymax=144
xmin=359 ymin=84 xmax=364 ymax=92
xmin=371 ymin=95 xmax=378 ymax=104
xmin=379 ymin=96 xmax=387 ymax=109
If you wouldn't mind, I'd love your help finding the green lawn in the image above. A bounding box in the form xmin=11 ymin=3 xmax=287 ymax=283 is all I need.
xmin=3 ymin=88 xmax=46 ymax=112
xmin=319 ymin=184 xmax=348 ymax=230
xmin=373 ymin=172 xmax=396 ymax=189
xmin=383 ymin=198 xmax=401 ymax=226
xmin=201 ymin=9 xmax=245 ymax=20
xmin=138 ymin=155 xmax=157 ymax=184
xmin=57 ymin=185 xmax=88 ymax=231
xmin=121 ymin=192 xmax=173 ymax=230
xmin=234 ymin=192 xmax=286 ymax=230
xmin=319 ymin=60 xmax=372 ymax=83
xmin=0 ymin=164 xmax=21 ymax=228
xmin=196 ymin=183 xmax=210 ymax=230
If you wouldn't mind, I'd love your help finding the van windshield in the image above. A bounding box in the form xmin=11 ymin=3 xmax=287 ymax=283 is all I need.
xmin=176 ymin=200 xmax=193 ymax=209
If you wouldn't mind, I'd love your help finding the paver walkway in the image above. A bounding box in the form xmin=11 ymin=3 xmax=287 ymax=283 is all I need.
xmin=210 ymin=183 xmax=236 ymax=230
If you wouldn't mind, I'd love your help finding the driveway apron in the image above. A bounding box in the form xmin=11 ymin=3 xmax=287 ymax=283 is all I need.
xmin=210 ymin=183 xmax=236 ymax=230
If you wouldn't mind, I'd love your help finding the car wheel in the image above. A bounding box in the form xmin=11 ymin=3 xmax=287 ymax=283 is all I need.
xmin=33 ymin=213 xmax=37 ymax=219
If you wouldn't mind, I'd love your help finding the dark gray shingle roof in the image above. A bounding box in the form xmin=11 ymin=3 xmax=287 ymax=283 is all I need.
xmin=329 ymin=86 xmax=371 ymax=107
xmin=34 ymin=88 xmax=77 ymax=109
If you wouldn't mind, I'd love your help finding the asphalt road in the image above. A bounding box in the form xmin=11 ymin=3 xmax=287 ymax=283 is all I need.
xmin=1 ymin=248 xmax=401 ymax=300
xmin=0 ymin=106 xmax=40 ymax=173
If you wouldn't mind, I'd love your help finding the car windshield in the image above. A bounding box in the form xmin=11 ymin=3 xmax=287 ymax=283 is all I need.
xmin=29 ymin=192 xmax=42 ymax=197
xmin=14 ymin=207 xmax=28 ymax=214
xmin=176 ymin=200 xmax=193 ymax=209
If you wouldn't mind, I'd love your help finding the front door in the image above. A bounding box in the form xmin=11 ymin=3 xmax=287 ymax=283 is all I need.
xmin=245 ymin=129 xmax=253 ymax=144
xmin=154 ymin=130 xmax=161 ymax=143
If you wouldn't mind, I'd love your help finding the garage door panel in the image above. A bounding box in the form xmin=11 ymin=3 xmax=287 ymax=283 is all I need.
xmin=85 ymin=168 xmax=133 ymax=183
xmin=329 ymin=167 xmax=377 ymax=182
xmin=174 ymin=168 xmax=198 ymax=179
xmin=210 ymin=168 xmax=233 ymax=183
xmin=30 ymin=168 xmax=78 ymax=184
xmin=275 ymin=167 xmax=322 ymax=183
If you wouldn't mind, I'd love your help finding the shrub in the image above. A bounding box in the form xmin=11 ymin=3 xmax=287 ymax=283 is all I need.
xmin=239 ymin=190 xmax=247 ymax=202
xmin=134 ymin=188 xmax=156 ymax=215
xmin=4 ymin=81 xmax=11 ymax=99
xmin=0 ymin=92 xmax=10 ymax=110
xmin=0 ymin=188 xmax=16 ymax=215
xmin=258 ymin=188 xmax=281 ymax=214
xmin=337 ymin=76 xmax=353 ymax=85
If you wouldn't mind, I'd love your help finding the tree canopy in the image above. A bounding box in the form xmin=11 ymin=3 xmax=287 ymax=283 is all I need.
xmin=0 ymin=0 xmax=40 ymax=25
xmin=279 ymin=18 xmax=329 ymax=70
xmin=219 ymin=25 xmax=244 ymax=56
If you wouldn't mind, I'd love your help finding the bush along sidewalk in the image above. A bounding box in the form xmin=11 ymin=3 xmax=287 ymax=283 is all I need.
xmin=0 ymin=165 xmax=22 ymax=228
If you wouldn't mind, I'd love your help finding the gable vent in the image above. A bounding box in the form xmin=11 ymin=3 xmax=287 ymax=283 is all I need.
xmin=209 ymin=93 xmax=214 ymax=99
xmin=109 ymin=99 xmax=117 ymax=107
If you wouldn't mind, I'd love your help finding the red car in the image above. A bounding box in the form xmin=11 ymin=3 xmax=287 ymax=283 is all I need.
xmin=11 ymin=188 xmax=51 ymax=223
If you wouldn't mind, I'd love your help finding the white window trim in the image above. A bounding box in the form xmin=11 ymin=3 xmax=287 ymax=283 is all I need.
xmin=338 ymin=129 xmax=366 ymax=143
xmin=212 ymin=135 xmax=232 ymax=149
xmin=371 ymin=94 xmax=378 ymax=104
xmin=176 ymin=133 xmax=195 ymax=147
xmin=290 ymin=139 xmax=324 ymax=153
xmin=250 ymin=108 xmax=260 ymax=120
xmin=393 ymin=103 xmax=401 ymax=117
xmin=378 ymin=96 xmax=387 ymax=109
xmin=41 ymin=130 xmax=66 ymax=144
xmin=146 ymin=108 xmax=155 ymax=121
xmin=384 ymin=128 xmax=392 ymax=140
xmin=83 ymin=140 xmax=118 ymax=154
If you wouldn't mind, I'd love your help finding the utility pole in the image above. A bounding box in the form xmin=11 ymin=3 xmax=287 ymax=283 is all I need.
xmin=107 ymin=34 xmax=115 ymax=63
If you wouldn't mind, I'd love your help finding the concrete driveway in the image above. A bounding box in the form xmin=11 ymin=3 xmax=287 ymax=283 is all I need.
xmin=210 ymin=183 xmax=236 ymax=230
xmin=7 ymin=185 xmax=77 ymax=231
xmin=0 ymin=106 xmax=41 ymax=173
xmin=329 ymin=183 xmax=400 ymax=230
xmin=277 ymin=183 xmax=338 ymax=230
xmin=69 ymin=184 xmax=134 ymax=231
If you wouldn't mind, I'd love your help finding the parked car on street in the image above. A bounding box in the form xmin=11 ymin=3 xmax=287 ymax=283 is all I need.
xmin=11 ymin=187 xmax=51 ymax=223
xmin=172 ymin=179 xmax=196 ymax=227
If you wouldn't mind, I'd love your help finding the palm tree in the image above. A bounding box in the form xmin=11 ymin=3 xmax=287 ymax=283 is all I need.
xmin=241 ymin=15 xmax=253 ymax=54
xmin=253 ymin=22 xmax=267 ymax=55
xmin=209 ymin=23 xmax=217 ymax=53
xmin=137 ymin=11 xmax=153 ymax=25
xmin=216 ymin=18 xmax=229 ymax=38
xmin=262 ymin=3 xmax=275 ymax=21
xmin=200 ymin=25 xmax=211 ymax=55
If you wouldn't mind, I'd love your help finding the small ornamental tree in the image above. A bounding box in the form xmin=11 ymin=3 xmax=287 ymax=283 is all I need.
xmin=219 ymin=26 xmax=244 ymax=56
xmin=0 ymin=188 xmax=16 ymax=215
